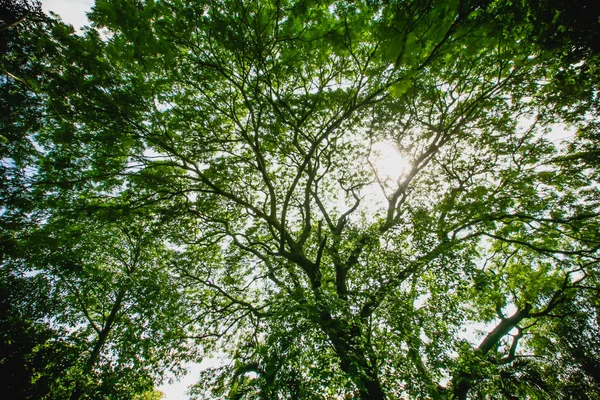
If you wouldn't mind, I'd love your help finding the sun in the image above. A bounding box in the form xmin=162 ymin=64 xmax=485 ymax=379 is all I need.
xmin=369 ymin=141 xmax=411 ymax=187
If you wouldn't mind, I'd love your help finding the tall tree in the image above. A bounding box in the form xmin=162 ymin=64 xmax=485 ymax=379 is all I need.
xmin=3 ymin=0 xmax=599 ymax=398
xmin=2 ymin=210 xmax=198 ymax=398
xmin=0 ymin=267 xmax=80 ymax=399
xmin=2 ymin=5 xmax=198 ymax=398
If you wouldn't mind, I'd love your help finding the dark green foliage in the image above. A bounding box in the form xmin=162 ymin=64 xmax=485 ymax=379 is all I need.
xmin=0 ymin=269 xmax=80 ymax=399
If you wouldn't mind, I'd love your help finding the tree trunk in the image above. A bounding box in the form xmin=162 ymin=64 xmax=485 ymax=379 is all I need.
xmin=70 ymin=287 xmax=127 ymax=400
xmin=360 ymin=378 xmax=387 ymax=400
xmin=452 ymin=376 xmax=472 ymax=400
xmin=451 ymin=305 xmax=532 ymax=399
xmin=318 ymin=310 xmax=386 ymax=399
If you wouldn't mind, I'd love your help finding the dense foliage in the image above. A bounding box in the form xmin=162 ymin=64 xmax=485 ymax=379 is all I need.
xmin=1 ymin=0 xmax=599 ymax=398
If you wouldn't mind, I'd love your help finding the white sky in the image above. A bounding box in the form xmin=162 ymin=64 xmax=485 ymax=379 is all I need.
xmin=41 ymin=0 xmax=94 ymax=30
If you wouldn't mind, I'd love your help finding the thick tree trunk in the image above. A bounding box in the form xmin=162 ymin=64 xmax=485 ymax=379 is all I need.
xmin=360 ymin=378 xmax=387 ymax=400
xmin=70 ymin=287 xmax=127 ymax=400
xmin=452 ymin=376 xmax=472 ymax=400
xmin=318 ymin=310 xmax=386 ymax=399
xmin=343 ymin=354 xmax=386 ymax=400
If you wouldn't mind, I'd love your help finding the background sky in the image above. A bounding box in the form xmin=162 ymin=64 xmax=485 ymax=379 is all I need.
xmin=41 ymin=0 xmax=94 ymax=30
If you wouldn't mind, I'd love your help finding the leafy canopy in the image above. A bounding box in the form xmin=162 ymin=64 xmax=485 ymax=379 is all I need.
xmin=2 ymin=0 xmax=599 ymax=399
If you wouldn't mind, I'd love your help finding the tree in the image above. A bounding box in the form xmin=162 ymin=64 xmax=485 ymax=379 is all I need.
xmin=2 ymin=4 xmax=199 ymax=398
xmin=0 ymin=268 xmax=80 ymax=399
xmin=1 ymin=210 xmax=199 ymax=399
xmin=3 ymin=0 xmax=599 ymax=398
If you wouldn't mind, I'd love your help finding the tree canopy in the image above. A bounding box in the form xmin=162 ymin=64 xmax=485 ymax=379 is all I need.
xmin=1 ymin=0 xmax=599 ymax=399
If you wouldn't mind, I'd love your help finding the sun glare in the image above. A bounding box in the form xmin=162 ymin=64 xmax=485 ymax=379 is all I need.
xmin=369 ymin=141 xmax=411 ymax=187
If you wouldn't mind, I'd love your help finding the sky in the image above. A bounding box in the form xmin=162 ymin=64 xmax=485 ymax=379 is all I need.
xmin=41 ymin=0 xmax=94 ymax=30
xmin=38 ymin=1 xmax=201 ymax=398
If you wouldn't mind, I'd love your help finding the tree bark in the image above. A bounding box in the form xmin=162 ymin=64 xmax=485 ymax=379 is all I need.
xmin=451 ymin=304 xmax=532 ymax=400
xmin=360 ymin=378 xmax=387 ymax=400
xmin=70 ymin=287 xmax=127 ymax=400
xmin=318 ymin=310 xmax=386 ymax=400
